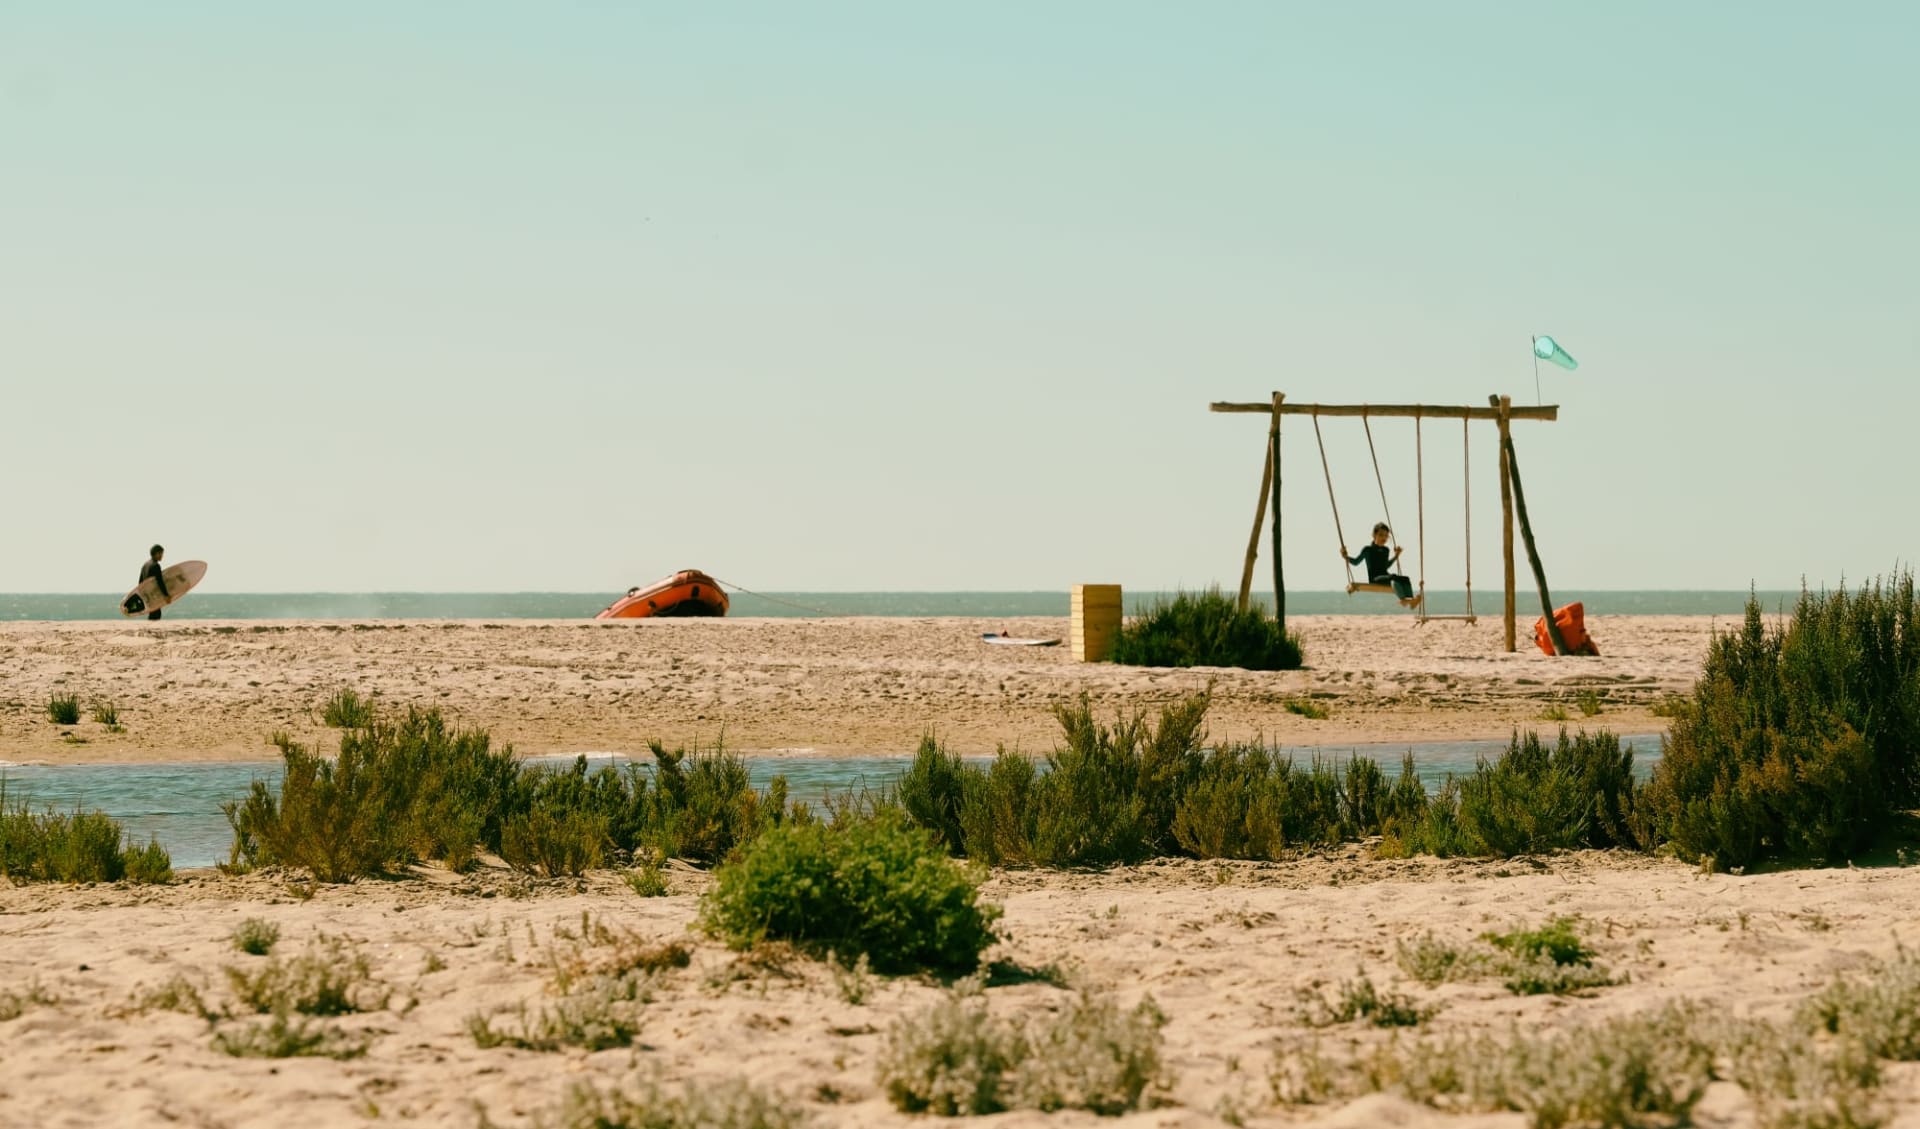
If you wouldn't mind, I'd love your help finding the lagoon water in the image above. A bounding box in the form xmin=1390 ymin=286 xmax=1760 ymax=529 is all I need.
xmin=1 ymin=738 xmax=1662 ymax=869
xmin=1 ymin=590 xmax=1799 ymax=622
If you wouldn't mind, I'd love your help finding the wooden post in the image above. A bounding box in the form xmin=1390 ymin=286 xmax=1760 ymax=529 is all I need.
xmin=1490 ymin=397 xmax=1568 ymax=656
xmin=1268 ymin=392 xmax=1285 ymax=633
xmin=1237 ymin=434 xmax=1273 ymax=612
xmin=1496 ymin=395 xmax=1516 ymax=652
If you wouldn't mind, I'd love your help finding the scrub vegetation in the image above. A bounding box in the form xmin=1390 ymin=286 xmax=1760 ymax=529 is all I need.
xmin=1109 ymin=588 xmax=1304 ymax=671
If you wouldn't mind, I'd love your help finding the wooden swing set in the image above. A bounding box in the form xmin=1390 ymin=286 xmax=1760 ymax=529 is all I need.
xmin=1209 ymin=393 xmax=1577 ymax=655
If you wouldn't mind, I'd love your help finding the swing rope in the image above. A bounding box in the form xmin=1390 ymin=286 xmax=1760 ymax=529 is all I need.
xmin=1416 ymin=412 xmax=1426 ymax=614
xmin=1360 ymin=413 xmax=1402 ymax=561
xmin=1311 ymin=411 xmax=1357 ymax=587
xmin=1462 ymin=416 xmax=1474 ymax=621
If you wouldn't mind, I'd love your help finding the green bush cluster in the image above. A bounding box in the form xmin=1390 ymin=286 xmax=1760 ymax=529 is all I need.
xmin=1381 ymin=729 xmax=1642 ymax=859
xmin=1109 ymin=588 xmax=1303 ymax=671
xmin=0 ymin=781 xmax=172 ymax=884
xmin=699 ymin=815 xmax=999 ymax=975
xmin=1639 ymin=575 xmax=1920 ymax=870
xmin=226 ymin=707 xmax=799 ymax=882
xmin=46 ymin=693 xmax=81 ymax=725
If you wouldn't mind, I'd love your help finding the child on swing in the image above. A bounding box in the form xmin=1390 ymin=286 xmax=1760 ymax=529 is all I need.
xmin=1343 ymin=523 xmax=1421 ymax=607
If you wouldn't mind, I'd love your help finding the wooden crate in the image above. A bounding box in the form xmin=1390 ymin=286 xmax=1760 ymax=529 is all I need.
xmin=1070 ymin=584 xmax=1123 ymax=662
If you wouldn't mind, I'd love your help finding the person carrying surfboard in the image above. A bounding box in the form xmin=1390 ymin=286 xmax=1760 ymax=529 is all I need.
xmin=138 ymin=545 xmax=169 ymax=621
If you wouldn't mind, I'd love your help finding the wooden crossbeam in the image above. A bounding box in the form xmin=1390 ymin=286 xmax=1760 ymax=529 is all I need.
xmin=1210 ymin=401 xmax=1557 ymax=421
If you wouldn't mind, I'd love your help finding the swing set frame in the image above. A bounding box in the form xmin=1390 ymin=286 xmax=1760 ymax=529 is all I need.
xmin=1209 ymin=394 xmax=1573 ymax=655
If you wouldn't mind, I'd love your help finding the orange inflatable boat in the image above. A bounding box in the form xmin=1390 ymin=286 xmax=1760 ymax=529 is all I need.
xmin=1534 ymin=601 xmax=1600 ymax=656
xmin=595 ymin=570 xmax=729 ymax=619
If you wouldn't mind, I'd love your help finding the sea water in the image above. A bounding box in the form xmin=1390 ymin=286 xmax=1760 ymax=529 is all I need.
xmin=0 ymin=590 xmax=1799 ymax=621
xmin=0 ymin=738 xmax=1662 ymax=869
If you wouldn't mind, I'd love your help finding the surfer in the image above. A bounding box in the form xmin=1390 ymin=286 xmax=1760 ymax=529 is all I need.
xmin=138 ymin=544 xmax=169 ymax=621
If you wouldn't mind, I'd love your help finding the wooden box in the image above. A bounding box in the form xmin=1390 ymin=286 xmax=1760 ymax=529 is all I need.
xmin=1070 ymin=584 xmax=1123 ymax=663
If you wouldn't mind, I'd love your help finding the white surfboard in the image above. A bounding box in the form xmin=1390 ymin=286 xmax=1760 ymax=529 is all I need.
xmin=120 ymin=560 xmax=208 ymax=617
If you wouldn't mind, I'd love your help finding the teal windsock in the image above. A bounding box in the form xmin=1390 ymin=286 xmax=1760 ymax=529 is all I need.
xmin=1533 ymin=335 xmax=1579 ymax=371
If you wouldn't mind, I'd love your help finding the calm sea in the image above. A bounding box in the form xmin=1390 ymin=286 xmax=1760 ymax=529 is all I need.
xmin=0 ymin=590 xmax=1800 ymax=622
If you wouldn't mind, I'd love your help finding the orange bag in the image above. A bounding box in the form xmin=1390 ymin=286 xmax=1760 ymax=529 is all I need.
xmin=1534 ymin=602 xmax=1600 ymax=656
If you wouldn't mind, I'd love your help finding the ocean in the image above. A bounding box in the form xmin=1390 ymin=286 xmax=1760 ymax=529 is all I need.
xmin=0 ymin=590 xmax=1800 ymax=622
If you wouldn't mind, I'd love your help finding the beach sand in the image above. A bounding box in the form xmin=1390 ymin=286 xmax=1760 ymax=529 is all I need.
xmin=0 ymin=613 xmax=1737 ymax=765
xmin=5 ymin=852 xmax=1920 ymax=1127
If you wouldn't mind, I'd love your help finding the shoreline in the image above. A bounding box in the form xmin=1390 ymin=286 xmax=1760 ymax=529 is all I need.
xmin=0 ymin=615 xmax=1716 ymax=766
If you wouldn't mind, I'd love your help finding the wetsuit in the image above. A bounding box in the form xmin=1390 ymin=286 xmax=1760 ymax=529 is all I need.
xmin=1348 ymin=544 xmax=1414 ymax=601
xmin=139 ymin=558 xmax=169 ymax=621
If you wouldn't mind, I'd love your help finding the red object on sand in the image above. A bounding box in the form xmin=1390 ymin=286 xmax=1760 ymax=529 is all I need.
xmin=1534 ymin=602 xmax=1600 ymax=656
xmin=595 ymin=570 xmax=729 ymax=619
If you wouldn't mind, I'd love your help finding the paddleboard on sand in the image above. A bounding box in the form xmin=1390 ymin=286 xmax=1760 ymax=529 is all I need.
xmin=121 ymin=560 xmax=208 ymax=617
xmin=981 ymin=633 xmax=1060 ymax=647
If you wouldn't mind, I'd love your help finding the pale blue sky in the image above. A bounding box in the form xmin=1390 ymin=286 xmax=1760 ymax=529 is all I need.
xmin=5 ymin=3 xmax=1915 ymax=593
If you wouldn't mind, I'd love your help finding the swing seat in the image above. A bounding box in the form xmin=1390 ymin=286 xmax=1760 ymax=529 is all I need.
xmin=1346 ymin=582 xmax=1397 ymax=596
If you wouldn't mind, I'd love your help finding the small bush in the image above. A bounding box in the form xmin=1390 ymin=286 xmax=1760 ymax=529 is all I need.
xmin=1298 ymin=973 xmax=1432 ymax=1028
xmin=1109 ymin=588 xmax=1303 ymax=671
xmin=320 ymin=687 xmax=376 ymax=728
xmin=1484 ymin=916 xmax=1595 ymax=968
xmin=545 ymin=1076 xmax=808 ymax=1129
xmin=896 ymin=737 xmax=968 ymax=855
xmin=1394 ymin=933 xmax=1485 ymax=986
xmin=213 ymin=1014 xmax=368 ymax=1059
xmin=1008 ymin=988 xmax=1167 ymax=1114
xmin=1641 ymin=576 xmax=1920 ymax=870
xmin=467 ymin=986 xmax=642 ymax=1053
xmin=231 ymin=918 xmax=281 ymax=956
xmin=1576 ymin=689 xmax=1604 ymax=717
xmin=877 ymin=981 xmax=1165 ymax=1116
xmin=1285 ymin=697 xmax=1330 ymax=720
xmin=90 ymin=700 xmax=120 ymax=726
xmin=46 ymin=693 xmax=80 ymax=725
xmin=625 ymin=862 xmax=670 ymax=897
xmin=1393 ymin=730 xmax=1640 ymax=858
xmin=1500 ymin=955 xmax=1617 ymax=996
xmin=500 ymin=802 xmax=607 ymax=877
xmin=133 ymin=975 xmax=216 ymax=1022
xmin=699 ymin=815 xmax=999 ymax=975
xmin=0 ymin=981 xmax=57 ymax=1022
xmin=225 ymin=935 xmax=389 ymax=1016
xmin=1800 ymin=944 xmax=1920 ymax=1060
xmin=878 ymin=981 xmax=1020 ymax=1116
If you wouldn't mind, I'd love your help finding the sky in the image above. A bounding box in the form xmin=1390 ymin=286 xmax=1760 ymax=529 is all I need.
xmin=4 ymin=3 xmax=1916 ymax=594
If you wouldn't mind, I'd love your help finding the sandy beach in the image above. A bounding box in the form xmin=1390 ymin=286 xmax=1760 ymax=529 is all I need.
xmin=0 ymin=614 xmax=1734 ymax=765
xmin=6 ymin=851 xmax=1920 ymax=1128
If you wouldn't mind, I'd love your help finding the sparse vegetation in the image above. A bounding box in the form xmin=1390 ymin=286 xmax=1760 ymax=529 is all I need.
xmin=224 ymin=935 xmax=389 ymax=1016
xmin=541 ymin=1076 xmax=809 ymax=1129
xmin=231 ymin=918 xmax=281 ymax=956
xmin=625 ymin=860 xmax=670 ymax=897
xmin=1576 ymin=688 xmax=1604 ymax=717
xmin=213 ymin=1013 xmax=369 ymax=1059
xmin=1109 ymin=588 xmax=1304 ymax=671
xmin=1297 ymin=973 xmax=1432 ymax=1027
xmin=1285 ymin=697 xmax=1330 ymax=720
xmin=467 ymin=984 xmax=642 ymax=1052
xmin=46 ymin=693 xmax=80 ymax=725
xmin=1393 ymin=932 xmax=1487 ymax=987
xmin=0 ymin=981 xmax=57 ymax=1022
xmin=90 ymin=699 xmax=120 ymax=726
xmin=877 ymin=980 xmax=1166 ymax=1116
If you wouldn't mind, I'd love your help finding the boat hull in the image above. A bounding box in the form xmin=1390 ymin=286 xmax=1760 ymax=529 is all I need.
xmin=595 ymin=570 xmax=729 ymax=620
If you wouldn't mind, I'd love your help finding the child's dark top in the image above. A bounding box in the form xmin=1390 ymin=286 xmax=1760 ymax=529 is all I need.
xmin=1348 ymin=544 xmax=1394 ymax=581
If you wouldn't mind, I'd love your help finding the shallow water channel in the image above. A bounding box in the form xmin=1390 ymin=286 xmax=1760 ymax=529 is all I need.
xmin=2 ymin=736 xmax=1662 ymax=869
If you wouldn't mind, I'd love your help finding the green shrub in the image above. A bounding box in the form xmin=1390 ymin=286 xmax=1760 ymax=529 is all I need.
xmin=467 ymin=988 xmax=642 ymax=1052
xmin=1484 ymin=916 xmax=1595 ymax=968
xmin=1008 ymin=988 xmax=1167 ymax=1114
xmin=1641 ymin=576 xmax=1920 ymax=869
xmin=625 ymin=861 xmax=670 ymax=897
xmin=698 ymin=815 xmax=999 ymax=975
xmin=896 ymin=736 xmax=968 ymax=854
xmin=1109 ymin=588 xmax=1302 ymax=671
xmin=500 ymin=801 xmax=607 ymax=877
xmin=0 ymin=782 xmax=173 ymax=884
xmin=90 ymin=700 xmax=120 ymax=726
xmin=46 ymin=693 xmax=80 ymax=725
xmin=1393 ymin=932 xmax=1487 ymax=987
xmin=231 ymin=918 xmax=281 ymax=956
xmin=1297 ymin=973 xmax=1432 ymax=1028
xmin=1393 ymin=730 xmax=1639 ymax=858
xmin=1800 ymin=944 xmax=1920 ymax=1060
xmin=320 ymin=687 xmax=376 ymax=728
xmin=956 ymin=750 xmax=1038 ymax=866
